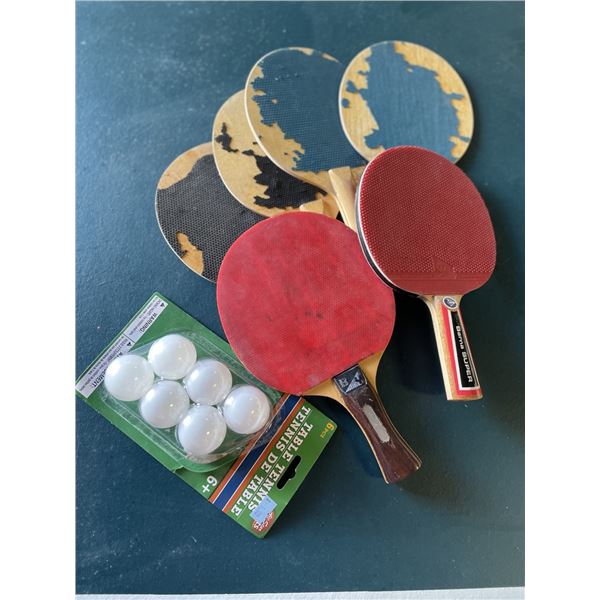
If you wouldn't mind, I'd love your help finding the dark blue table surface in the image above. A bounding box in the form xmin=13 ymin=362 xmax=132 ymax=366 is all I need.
xmin=76 ymin=1 xmax=524 ymax=594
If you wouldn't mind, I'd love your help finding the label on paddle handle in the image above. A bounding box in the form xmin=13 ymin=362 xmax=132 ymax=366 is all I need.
xmin=437 ymin=296 xmax=482 ymax=399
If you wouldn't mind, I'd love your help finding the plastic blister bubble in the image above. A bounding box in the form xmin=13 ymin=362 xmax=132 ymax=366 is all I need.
xmin=100 ymin=329 xmax=279 ymax=470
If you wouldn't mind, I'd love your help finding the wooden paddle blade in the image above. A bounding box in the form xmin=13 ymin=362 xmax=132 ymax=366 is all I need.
xmin=327 ymin=166 xmax=357 ymax=231
xmin=245 ymin=47 xmax=365 ymax=194
xmin=333 ymin=364 xmax=421 ymax=482
xmin=425 ymin=295 xmax=482 ymax=401
xmin=340 ymin=41 xmax=474 ymax=163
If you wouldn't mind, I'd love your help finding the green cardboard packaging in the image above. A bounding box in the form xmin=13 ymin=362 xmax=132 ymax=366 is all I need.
xmin=76 ymin=292 xmax=336 ymax=537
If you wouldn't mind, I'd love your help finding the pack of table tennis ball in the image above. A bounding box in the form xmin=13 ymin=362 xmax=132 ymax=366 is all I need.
xmin=76 ymin=292 xmax=336 ymax=536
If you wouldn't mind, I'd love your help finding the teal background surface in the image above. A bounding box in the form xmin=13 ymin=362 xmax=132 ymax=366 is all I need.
xmin=76 ymin=1 xmax=524 ymax=594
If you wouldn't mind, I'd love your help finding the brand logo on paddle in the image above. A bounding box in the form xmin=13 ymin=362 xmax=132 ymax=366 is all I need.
xmin=333 ymin=366 xmax=366 ymax=394
xmin=443 ymin=296 xmax=458 ymax=310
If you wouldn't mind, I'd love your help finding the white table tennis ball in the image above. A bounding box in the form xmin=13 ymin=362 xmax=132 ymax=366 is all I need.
xmin=183 ymin=359 xmax=233 ymax=405
xmin=222 ymin=385 xmax=272 ymax=435
xmin=139 ymin=380 xmax=190 ymax=429
xmin=148 ymin=334 xmax=197 ymax=380
xmin=177 ymin=405 xmax=227 ymax=457
xmin=104 ymin=354 xmax=155 ymax=402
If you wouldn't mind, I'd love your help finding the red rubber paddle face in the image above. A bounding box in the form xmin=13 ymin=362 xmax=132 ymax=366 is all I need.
xmin=216 ymin=212 xmax=395 ymax=394
xmin=357 ymin=146 xmax=496 ymax=296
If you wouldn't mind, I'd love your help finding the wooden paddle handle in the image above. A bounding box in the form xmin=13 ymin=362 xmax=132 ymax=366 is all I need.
xmin=424 ymin=295 xmax=483 ymax=401
xmin=328 ymin=166 xmax=357 ymax=231
xmin=333 ymin=364 xmax=421 ymax=483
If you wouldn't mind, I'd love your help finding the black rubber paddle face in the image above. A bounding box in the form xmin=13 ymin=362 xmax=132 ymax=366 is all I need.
xmin=155 ymin=145 xmax=264 ymax=283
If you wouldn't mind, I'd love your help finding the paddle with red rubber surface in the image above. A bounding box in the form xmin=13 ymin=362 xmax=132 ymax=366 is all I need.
xmin=356 ymin=146 xmax=496 ymax=401
xmin=217 ymin=212 xmax=421 ymax=483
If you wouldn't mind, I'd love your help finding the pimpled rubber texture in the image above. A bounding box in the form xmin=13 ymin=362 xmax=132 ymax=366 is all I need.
xmin=156 ymin=153 xmax=264 ymax=282
xmin=358 ymin=146 xmax=496 ymax=295
xmin=248 ymin=48 xmax=366 ymax=173
xmin=217 ymin=212 xmax=395 ymax=394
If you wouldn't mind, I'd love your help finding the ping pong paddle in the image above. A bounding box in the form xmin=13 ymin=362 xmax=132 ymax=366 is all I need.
xmin=356 ymin=146 xmax=496 ymax=401
xmin=339 ymin=41 xmax=474 ymax=163
xmin=245 ymin=47 xmax=366 ymax=230
xmin=212 ymin=90 xmax=338 ymax=218
xmin=217 ymin=212 xmax=421 ymax=483
xmin=155 ymin=143 xmax=263 ymax=283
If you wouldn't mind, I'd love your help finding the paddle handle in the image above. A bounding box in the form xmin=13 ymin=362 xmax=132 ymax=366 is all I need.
xmin=328 ymin=166 xmax=357 ymax=231
xmin=424 ymin=295 xmax=483 ymax=401
xmin=333 ymin=364 xmax=421 ymax=483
